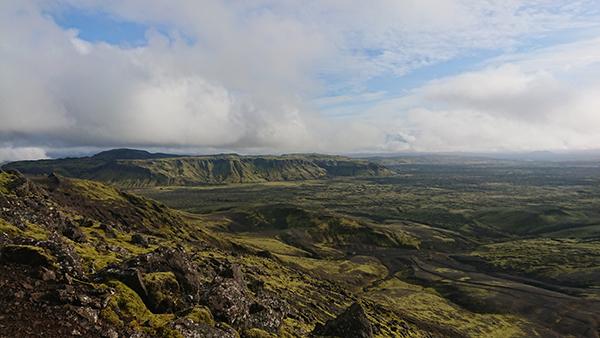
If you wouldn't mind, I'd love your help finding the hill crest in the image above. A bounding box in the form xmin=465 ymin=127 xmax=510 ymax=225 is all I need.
xmin=3 ymin=149 xmax=392 ymax=187
xmin=91 ymin=148 xmax=182 ymax=160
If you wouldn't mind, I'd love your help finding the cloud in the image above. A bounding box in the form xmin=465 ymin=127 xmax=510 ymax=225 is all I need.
xmin=358 ymin=41 xmax=600 ymax=152
xmin=1 ymin=0 xmax=600 ymax=158
xmin=422 ymin=64 xmax=569 ymax=122
xmin=0 ymin=147 xmax=48 ymax=163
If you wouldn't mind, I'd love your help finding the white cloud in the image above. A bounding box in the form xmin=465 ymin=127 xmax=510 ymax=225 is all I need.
xmin=1 ymin=0 xmax=600 ymax=156
xmin=0 ymin=147 xmax=48 ymax=163
xmin=422 ymin=64 xmax=569 ymax=122
xmin=357 ymin=39 xmax=600 ymax=152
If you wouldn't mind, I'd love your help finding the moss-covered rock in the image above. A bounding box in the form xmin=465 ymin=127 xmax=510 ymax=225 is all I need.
xmin=184 ymin=305 xmax=215 ymax=326
xmin=100 ymin=280 xmax=181 ymax=337
xmin=0 ymin=171 xmax=18 ymax=195
xmin=0 ymin=244 xmax=55 ymax=267
xmin=143 ymin=271 xmax=183 ymax=313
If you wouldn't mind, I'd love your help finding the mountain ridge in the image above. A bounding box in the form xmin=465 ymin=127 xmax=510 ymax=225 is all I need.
xmin=3 ymin=149 xmax=392 ymax=187
xmin=91 ymin=148 xmax=183 ymax=161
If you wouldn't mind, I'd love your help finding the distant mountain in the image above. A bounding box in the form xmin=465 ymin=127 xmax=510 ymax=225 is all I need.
xmin=2 ymin=149 xmax=392 ymax=187
xmin=91 ymin=148 xmax=182 ymax=161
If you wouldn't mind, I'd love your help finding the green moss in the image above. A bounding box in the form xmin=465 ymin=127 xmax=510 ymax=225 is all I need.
xmin=276 ymin=254 xmax=388 ymax=289
xmin=0 ymin=218 xmax=49 ymax=241
xmin=0 ymin=218 xmax=19 ymax=235
xmin=0 ymin=171 xmax=17 ymax=195
xmin=184 ymin=306 xmax=215 ymax=326
xmin=107 ymin=280 xmax=150 ymax=320
xmin=229 ymin=235 xmax=310 ymax=256
xmin=101 ymin=280 xmax=182 ymax=337
xmin=218 ymin=322 xmax=240 ymax=338
xmin=109 ymin=231 xmax=157 ymax=254
xmin=364 ymin=277 xmax=527 ymax=337
xmin=471 ymin=238 xmax=600 ymax=287
xmin=0 ymin=170 xmax=18 ymax=194
xmin=70 ymin=178 xmax=126 ymax=202
xmin=75 ymin=225 xmax=160 ymax=272
xmin=142 ymin=272 xmax=181 ymax=312
xmin=23 ymin=221 xmax=50 ymax=240
xmin=144 ymin=271 xmax=178 ymax=284
xmin=278 ymin=318 xmax=313 ymax=338
xmin=230 ymin=253 xmax=351 ymax=330
xmin=74 ymin=244 xmax=119 ymax=272
xmin=242 ymin=328 xmax=276 ymax=338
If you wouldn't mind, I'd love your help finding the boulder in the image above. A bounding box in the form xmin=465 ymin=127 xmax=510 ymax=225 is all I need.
xmin=203 ymin=265 xmax=251 ymax=327
xmin=203 ymin=264 xmax=288 ymax=333
xmin=312 ymin=302 xmax=373 ymax=338
xmin=62 ymin=222 xmax=87 ymax=243
xmin=130 ymin=233 xmax=149 ymax=247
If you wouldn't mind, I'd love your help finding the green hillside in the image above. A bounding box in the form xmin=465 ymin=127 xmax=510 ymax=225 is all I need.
xmin=3 ymin=149 xmax=392 ymax=187
xmin=0 ymin=171 xmax=543 ymax=337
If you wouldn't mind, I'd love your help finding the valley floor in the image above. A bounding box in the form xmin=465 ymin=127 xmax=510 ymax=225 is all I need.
xmin=134 ymin=163 xmax=600 ymax=337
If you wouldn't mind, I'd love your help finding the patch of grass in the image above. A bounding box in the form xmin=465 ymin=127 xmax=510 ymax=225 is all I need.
xmin=228 ymin=235 xmax=311 ymax=256
xmin=276 ymin=254 xmax=388 ymax=289
xmin=101 ymin=280 xmax=182 ymax=337
xmin=23 ymin=221 xmax=50 ymax=240
xmin=0 ymin=218 xmax=20 ymax=236
xmin=0 ymin=171 xmax=18 ymax=194
xmin=242 ymin=328 xmax=277 ymax=338
xmin=69 ymin=178 xmax=127 ymax=202
xmin=0 ymin=218 xmax=49 ymax=240
xmin=74 ymin=243 xmax=119 ymax=272
xmin=74 ymin=224 xmax=164 ymax=272
xmin=364 ymin=277 xmax=528 ymax=337
xmin=471 ymin=238 xmax=600 ymax=288
xmin=277 ymin=318 xmax=313 ymax=338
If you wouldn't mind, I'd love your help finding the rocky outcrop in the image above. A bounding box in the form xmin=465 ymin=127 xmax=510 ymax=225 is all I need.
xmin=313 ymin=302 xmax=373 ymax=338
xmin=202 ymin=264 xmax=289 ymax=333
xmin=0 ymin=247 xmax=116 ymax=337
xmin=204 ymin=264 xmax=251 ymax=326
xmin=95 ymin=247 xmax=289 ymax=334
xmin=96 ymin=247 xmax=204 ymax=312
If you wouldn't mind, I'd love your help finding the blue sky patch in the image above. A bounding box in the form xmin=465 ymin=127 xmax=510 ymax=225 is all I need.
xmin=50 ymin=8 xmax=150 ymax=47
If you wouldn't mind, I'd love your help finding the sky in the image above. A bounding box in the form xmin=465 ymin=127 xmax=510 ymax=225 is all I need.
xmin=2 ymin=1 xmax=600 ymax=161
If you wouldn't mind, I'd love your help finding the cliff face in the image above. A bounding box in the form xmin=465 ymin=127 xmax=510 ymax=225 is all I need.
xmin=3 ymin=150 xmax=392 ymax=187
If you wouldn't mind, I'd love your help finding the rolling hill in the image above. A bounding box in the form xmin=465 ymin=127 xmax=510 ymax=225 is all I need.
xmin=3 ymin=149 xmax=392 ymax=187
